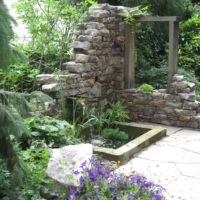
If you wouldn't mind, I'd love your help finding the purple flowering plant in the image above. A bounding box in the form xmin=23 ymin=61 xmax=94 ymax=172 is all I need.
xmin=68 ymin=159 xmax=166 ymax=200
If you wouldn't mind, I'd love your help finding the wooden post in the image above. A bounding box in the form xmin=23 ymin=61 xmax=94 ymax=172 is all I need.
xmin=168 ymin=21 xmax=179 ymax=90
xmin=124 ymin=24 xmax=136 ymax=89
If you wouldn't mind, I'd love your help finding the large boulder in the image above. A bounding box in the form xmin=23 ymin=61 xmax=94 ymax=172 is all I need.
xmin=47 ymin=144 xmax=93 ymax=187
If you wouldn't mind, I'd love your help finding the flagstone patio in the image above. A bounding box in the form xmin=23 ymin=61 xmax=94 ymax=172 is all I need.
xmin=118 ymin=124 xmax=200 ymax=200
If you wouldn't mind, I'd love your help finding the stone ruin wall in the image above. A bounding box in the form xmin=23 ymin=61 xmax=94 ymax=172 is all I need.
xmin=37 ymin=4 xmax=127 ymax=108
xmin=36 ymin=4 xmax=200 ymax=129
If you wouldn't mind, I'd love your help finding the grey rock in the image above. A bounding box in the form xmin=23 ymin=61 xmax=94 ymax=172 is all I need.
xmin=75 ymin=54 xmax=89 ymax=63
xmin=47 ymin=144 xmax=93 ymax=187
xmin=78 ymin=35 xmax=92 ymax=42
xmin=172 ymin=74 xmax=184 ymax=82
xmin=179 ymin=92 xmax=196 ymax=102
xmin=92 ymin=10 xmax=110 ymax=18
xmin=36 ymin=74 xmax=56 ymax=84
xmin=174 ymin=109 xmax=196 ymax=116
xmin=69 ymin=41 xmax=91 ymax=50
xmin=183 ymin=101 xmax=199 ymax=110
xmin=90 ymin=82 xmax=102 ymax=97
xmin=64 ymin=62 xmax=91 ymax=73
xmin=85 ymin=22 xmax=105 ymax=30
xmin=187 ymin=82 xmax=195 ymax=90
xmin=165 ymin=101 xmax=182 ymax=108
xmin=42 ymin=83 xmax=61 ymax=92
xmin=84 ymin=29 xmax=101 ymax=37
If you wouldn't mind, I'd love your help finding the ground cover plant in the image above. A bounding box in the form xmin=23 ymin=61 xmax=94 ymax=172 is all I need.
xmin=68 ymin=159 xmax=166 ymax=200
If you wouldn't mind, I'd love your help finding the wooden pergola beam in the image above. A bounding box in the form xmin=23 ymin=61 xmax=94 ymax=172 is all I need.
xmin=136 ymin=16 xmax=179 ymax=22
xmin=124 ymin=16 xmax=179 ymax=90
xmin=124 ymin=24 xmax=136 ymax=89
xmin=168 ymin=21 xmax=179 ymax=89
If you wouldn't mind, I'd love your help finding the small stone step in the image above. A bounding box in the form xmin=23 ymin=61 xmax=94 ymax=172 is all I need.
xmin=63 ymin=62 xmax=91 ymax=73
xmin=42 ymin=83 xmax=61 ymax=92
xmin=36 ymin=73 xmax=71 ymax=84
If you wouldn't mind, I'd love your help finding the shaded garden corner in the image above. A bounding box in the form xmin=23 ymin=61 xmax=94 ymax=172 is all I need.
xmin=37 ymin=3 xmax=200 ymax=129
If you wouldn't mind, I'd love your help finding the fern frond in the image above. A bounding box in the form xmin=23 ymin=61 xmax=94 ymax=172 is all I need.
xmin=0 ymin=103 xmax=29 ymax=171
xmin=28 ymin=91 xmax=53 ymax=103
xmin=0 ymin=90 xmax=31 ymax=117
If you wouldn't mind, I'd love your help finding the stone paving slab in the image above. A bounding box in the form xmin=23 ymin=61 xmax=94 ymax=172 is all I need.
xmin=166 ymin=176 xmax=200 ymax=200
xmin=119 ymin=124 xmax=200 ymax=200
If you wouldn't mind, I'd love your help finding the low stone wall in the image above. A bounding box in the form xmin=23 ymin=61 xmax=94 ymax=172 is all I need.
xmin=116 ymin=75 xmax=200 ymax=129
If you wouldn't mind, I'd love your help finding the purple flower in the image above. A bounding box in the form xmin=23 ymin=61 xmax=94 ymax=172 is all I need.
xmin=153 ymin=194 xmax=163 ymax=200
xmin=70 ymin=189 xmax=77 ymax=195
xmin=85 ymin=193 xmax=97 ymax=197
xmin=109 ymin=186 xmax=115 ymax=192
xmin=73 ymin=170 xmax=80 ymax=175
xmin=68 ymin=160 xmax=165 ymax=200
xmin=127 ymin=193 xmax=134 ymax=200
xmin=80 ymin=161 xmax=87 ymax=168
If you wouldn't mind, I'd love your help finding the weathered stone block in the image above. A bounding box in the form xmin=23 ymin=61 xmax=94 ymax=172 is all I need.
xmin=42 ymin=83 xmax=60 ymax=92
xmin=183 ymin=101 xmax=199 ymax=110
xmin=75 ymin=54 xmax=89 ymax=63
xmin=179 ymin=92 xmax=196 ymax=102
xmin=85 ymin=22 xmax=105 ymax=30
xmin=188 ymin=121 xmax=199 ymax=129
xmin=69 ymin=41 xmax=91 ymax=50
xmin=153 ymin=114 xmax=167 ymax=120
xmin=165 ymin=101 xmax=182 ymax=108
xmin=174 ymin=109 xmax=196 ymax=116
xmin=92 ymin=10 xmax=110 ymax=18
xmin=64 ymin=62 xmax=91 ymax=73
xmin=36 ymin=74 xmax=57 ymax=84
xmin=83 ymin=79 xmax=95 ymax=87
xmin=179 ymin=115 xmax=191 ymax=121
xmin=144 ymin=107 xmax=155 ymax=116
xmin=172 ymin=74 xmax=184 ymax=82
xmin=90 ymin=82 xmax=102 ymax=97
xmin=151 ymin=100 xmax=166 ymax=108
xmin=78 ymin=35 xmax=92 ymax=42
xmin=102 ymin=17 xmax=116 ymax=24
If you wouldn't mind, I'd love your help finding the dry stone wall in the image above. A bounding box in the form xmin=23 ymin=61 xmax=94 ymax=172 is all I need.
xmin=36 ymin=4 xmax=200 ymax=129
xmin=36 ymin=4 xmax=128 ymax=107
xmin=116 ymin=74 xmax=200 ymax=129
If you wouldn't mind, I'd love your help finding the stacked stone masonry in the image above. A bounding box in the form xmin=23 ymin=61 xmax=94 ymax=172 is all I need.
xmin=116 ymin=74 xmax=200 ymax=129
xmin=36 ymin=4 xmax=200 ymax=129
xmin=36 ymin=4 xmax=128 ymax=107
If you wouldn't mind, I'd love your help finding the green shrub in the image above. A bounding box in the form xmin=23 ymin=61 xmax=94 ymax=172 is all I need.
xmin=14 ymin=0 xmax=96 ymax=72
xmin=87 ymin=101 xmax=129 ymax=134
xmin=102 ymin=128 xmax=129 ymax=141
xmin=17 ymin=142 xmax=54 ymax=200
xmin=0 ymin=163 xmax=13 ymax=199
xmin=24 ymin=115 xmax=81 ymax=147
xmin=0 ymin=63 xmax=39 ymax=93
xmin=106 ymin=101 xmax=129 ymax=128
xmin=179 ymin=4 xmax=200 ymax=76
xmin=139 ymin=83 xmax=155 ymax=92
xmin=136 ymin=64 xmax=168 ymax=89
